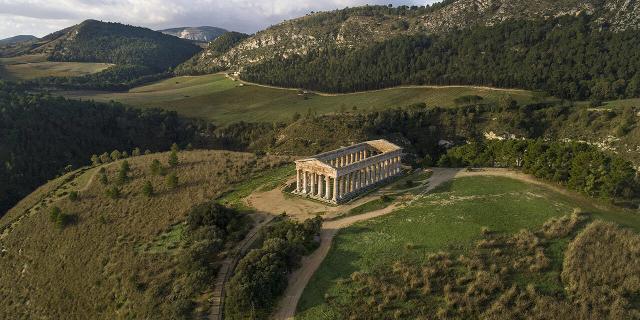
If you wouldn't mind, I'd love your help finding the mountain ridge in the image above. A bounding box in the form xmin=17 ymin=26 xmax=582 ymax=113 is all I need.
xmin=182 ymin=0 xmax=640 ymax=72
xmin=159 ymin=26 xmax=228 ymax=42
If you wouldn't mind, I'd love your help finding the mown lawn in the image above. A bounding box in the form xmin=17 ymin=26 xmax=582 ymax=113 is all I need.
xmin=62 ymin=74 xmax=540 ymax=125
xmin=216 ymin=164 xmax=294 ymax=210
xmin=296 ymin=175 xmax=640 ymax=319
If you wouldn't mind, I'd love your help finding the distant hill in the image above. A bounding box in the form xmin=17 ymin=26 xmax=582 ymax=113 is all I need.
xmin=159 ymin=26 xmax=228 ymax=42
xmin=183 ymin=0 xmax=640 ymax=72
xmin=0 ymin=35 xmax=38 ymax=46
xmin=1 ymin=20 xmax=201 ymax=71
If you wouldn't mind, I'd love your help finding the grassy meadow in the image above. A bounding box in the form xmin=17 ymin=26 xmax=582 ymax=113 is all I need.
xmin=0 ymin=150 xmax=291 ymax=319
xmin=62 ymin=73 xmax=540 ymax=125
xmin=0 ymin=54 xmax=111 ymax=81
xmin=296 ymin=176 xmax=640 ymax=319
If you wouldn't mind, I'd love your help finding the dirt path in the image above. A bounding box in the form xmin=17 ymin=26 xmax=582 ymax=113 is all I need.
xmin=271 ymin=168 xmax=458 ymax=319
xmin=226 ymin=73 xmax=531 ymax=97
xmin=270 ymin=167 xmax=597 ymax=319
xmin=209 ymin=214 xmax=275 ymax=320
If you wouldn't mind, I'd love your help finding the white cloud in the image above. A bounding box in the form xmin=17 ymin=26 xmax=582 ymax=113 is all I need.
xmin=0 ymin=0 xmax=438 ymax=39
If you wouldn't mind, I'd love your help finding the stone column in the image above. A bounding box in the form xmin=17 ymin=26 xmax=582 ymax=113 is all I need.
xmin=302 ymin=170 xmax=308 ymax=193
xmin=311 ymin=172 xmax=316 ymax=196
xmin=339 ymin=176 xmax=344 ymax=198
xmin=325 ymin=176 xmax=331 ymax=200
xmin=296 ymin=169 xmax=301 ymax=192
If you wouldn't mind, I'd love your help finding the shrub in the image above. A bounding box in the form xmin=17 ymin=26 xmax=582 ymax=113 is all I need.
xmin=105 ymin=186 xmax=121 ymax=199
xmin=99 ymin=152 xmax=111 ymax=163
xmin=142 ymin=181 xmax=154 ymax=197
xmin=168 ymin=151 xmax=179 ymax=168
xmin=90 ymin=154 xmax=100 ymax=166
xmin=166 ymin=173 xmax=178 ymax=189
xmin=150 ymin=159 xmax=162 ymax=175
xmin=68 ymin=191 xmax=79 ymax=201
xmin=110 ymin=150 xmax=122 ymax=161
xmin=132 ymin=147 xmax=141 ymax=157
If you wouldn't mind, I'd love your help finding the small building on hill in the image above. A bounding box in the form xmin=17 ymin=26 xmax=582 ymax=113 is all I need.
xmin=294 ymin=139 xmax=403 ymax=204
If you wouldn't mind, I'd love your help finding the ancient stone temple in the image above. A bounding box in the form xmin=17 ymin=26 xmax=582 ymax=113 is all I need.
xmin=293 ymin=140 xmax=403 ymax=204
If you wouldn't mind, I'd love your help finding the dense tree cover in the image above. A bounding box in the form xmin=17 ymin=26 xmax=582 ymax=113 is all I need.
xmin=225 ymin=216 xmax=322 ymax=319
xmin=49 ymin=20 xmax=201 ymax=71
xmin=0 ymin=82 xmax=196 ymax=216
xmin=243 ymin=14 xmax=640 ymax=100
xmin=171 ymin=201 xmax=251 ymax=318
xmin=439 ymin=140 xmax=639 ymax=200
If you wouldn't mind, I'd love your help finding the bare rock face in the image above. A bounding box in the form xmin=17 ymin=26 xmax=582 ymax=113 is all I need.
xmin=186 ymin=0 xmax=640 ymax=72
xmin=159 ymin=26 xmax=228 ymax=42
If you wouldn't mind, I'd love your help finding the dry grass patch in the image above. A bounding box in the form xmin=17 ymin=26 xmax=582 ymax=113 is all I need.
xmin=0 ymin=150 xmax=290 ymax=319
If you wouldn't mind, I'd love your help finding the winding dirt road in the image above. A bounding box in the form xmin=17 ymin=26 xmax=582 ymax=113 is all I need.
xmin=270 ymin=167 xmax=596 ymax=319
xmin=271 ymin=168 xmax=459 ymax=319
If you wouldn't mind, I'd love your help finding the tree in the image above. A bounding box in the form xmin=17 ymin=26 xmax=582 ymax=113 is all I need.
xmin=99 ymin=152 xmax=111 ymax=163
xmin=132 ymin=147 xmax=141 ymax=157
xmin=116 ymin=160 xmax=130 ymax=185
xmin=142 ymin=180 xmax=154 ymax=197
xmin=50 ymin=206 xmax=62 ymax=222
xmin=90 ymin=154 xmax=101 ymax=166
xmin=171 ymin=143 xmax=180 ymax=152
xmin=166 ymin=172 xmax=178 ymax=189
xmin=168 ymin=151 xmax=179 ymax=168
xmin=68 ymin=191 xmax=79 ymax=201
xmin=105 ymin=185 xmax=121 ymax=199
xmin=110 ymin=150 xmax=122 ymax=161
xmin=150 ymin=159 xmax=162 ymax=175
xmin=99 ymin=171 xmax=109 ymax=185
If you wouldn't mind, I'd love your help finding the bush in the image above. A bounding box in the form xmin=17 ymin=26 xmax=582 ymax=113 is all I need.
xmin=68 ymin=191 xmax=79 ymax=201
xmin=150 ymin=159 xmax=162 ymax=175
xmin=142 ymin=181 xmax=154 ymax=197
xmin=168 ymin=151 xmax=179 ymax=168
xmin=105 ymin=185 xmax=121 ymax=199
xmin=166 ymin=173 xmax=178 ymax=189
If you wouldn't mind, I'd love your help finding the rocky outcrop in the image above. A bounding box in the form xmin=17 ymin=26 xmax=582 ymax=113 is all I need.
xmin=184 ymin=0 xmax=640 ymax=72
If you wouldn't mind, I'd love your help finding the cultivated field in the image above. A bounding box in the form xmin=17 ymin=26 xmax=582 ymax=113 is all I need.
xmin=62 ymin=73 xmax=540 ymax=125
xmin=296 ymin=175 xmax=640 ymax=319
xmin=0 ymin=54 xmax=111 ymax=80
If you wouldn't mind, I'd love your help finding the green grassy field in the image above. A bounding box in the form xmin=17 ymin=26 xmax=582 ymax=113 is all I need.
xmin=0 ymin=54 xmax=111 ymax=80
xmin=296 ymin=176 xmax=640 ymax=319
xmin=62 ymin=73 xmax=540 ymax=125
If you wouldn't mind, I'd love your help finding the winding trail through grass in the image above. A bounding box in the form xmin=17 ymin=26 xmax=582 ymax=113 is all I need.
xmin=270 ymin=167 xmax=615 ymax=319
xmin=271 ymin=168 xmax=459 ymax=319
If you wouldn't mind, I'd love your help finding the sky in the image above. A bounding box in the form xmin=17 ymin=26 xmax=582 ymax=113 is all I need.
xmin=0 ymin=0 xmax=440 ymax=39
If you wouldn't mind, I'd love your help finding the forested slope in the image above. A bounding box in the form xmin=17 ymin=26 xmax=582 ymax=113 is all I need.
xmin=242 ymin=15 xmax=640 ymax=100
xmin=0 ymin=81 xmax=196 ymax=216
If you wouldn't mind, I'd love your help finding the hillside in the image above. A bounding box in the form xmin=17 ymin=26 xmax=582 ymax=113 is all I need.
xmin=0 ymin=150 xmax=290 ymax=319
xmin=0 ymin=35 xmax=38 ymax=46
xmin=159 ymin=26 xmax=228 ymax=42
xmin=0 ymin=82 xmax=197 ymax=217
xmin=183 ymin=0 xmax=640 ymax=73
xmin=1 ymin=20 xmax=201 ymax=71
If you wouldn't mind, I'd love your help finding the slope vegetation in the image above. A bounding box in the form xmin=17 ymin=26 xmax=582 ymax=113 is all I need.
xmin=182 ymin=0 xmax=640 ymax=73
xmin=297 ymin=175 xmax=640 ymax=319
xmin=0 ymin=150 xmax=290 ymax=319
